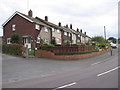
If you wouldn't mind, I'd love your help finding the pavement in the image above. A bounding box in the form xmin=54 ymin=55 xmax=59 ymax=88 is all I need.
xmin=2 ymin=48 xmax=119 ymax=85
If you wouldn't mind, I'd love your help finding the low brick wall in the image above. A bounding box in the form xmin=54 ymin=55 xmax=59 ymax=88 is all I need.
xmin=35 ymin=49 xmax=108 ymax=60
xmin=39 ymin=45 xmax=96 ymax=53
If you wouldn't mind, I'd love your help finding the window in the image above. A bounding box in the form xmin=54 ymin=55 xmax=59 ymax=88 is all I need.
xmin=45 ymin=39 xmax=49 ymax=43
xmin=7 ymin=38 xmax=11 ymax=44
xmin=12 ymin=24 xmax=16 ymax=31
xmin=78 ymin=35 xmax=80 ymax=37
xmin=37 ymin=37 xmax=40 ymax=43
xmin=44 ymin=27 xmax=49 ymax=32
xmin=68 ymin=33 xmax=71 ymax=37
xmin=57 ymin=29 xmax=60 ymax=33
xmin=52 ymin=28 xmax=55 ymax=32
xmin=64 ymin=32 xmax=67 ymax=36
xmin=35 ymin=24 xmax=40 ymax=30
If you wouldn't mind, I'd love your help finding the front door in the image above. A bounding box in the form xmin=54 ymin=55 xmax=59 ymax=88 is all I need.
xmin=23 ymin=37 xmax=31 ymax=49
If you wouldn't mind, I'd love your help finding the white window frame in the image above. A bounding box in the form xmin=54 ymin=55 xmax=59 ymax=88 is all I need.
xmin=7 ymin=38 xmax=11 ymax=44
xmin=35 ymin=24 xmax=40 ymax=30
xmin=52 ymin=28 xmax=55 ymax=32
xmin=78 ymin=35 xmax=80 ymax=37
xmin=44 ymin=27 xmax=49 ymax=32
xmin=12 ymin=24 xmax=16 ymax=31
xmin=37 ymin=37 xmax=40 ymax=43
xmin=56 ymin=29 xmax=60 ymax=33
xmin=45 ymin=39 xmax=49 ymax=43
xmin=64 ymin=32 xmax=67 ymax=36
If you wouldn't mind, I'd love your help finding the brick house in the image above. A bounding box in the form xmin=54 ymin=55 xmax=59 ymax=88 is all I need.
xmin=2 ymin=10 xmax=91 ymax=49
xmin=2 ymin=10 xmax=52 ymax=49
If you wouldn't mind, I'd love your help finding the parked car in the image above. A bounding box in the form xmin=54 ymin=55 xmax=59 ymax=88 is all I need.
xmin=110 ymin=43 xmax=117 ymax=49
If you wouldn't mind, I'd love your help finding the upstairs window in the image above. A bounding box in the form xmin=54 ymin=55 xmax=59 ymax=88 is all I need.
xmin=78 ymin=35 xmax=80 ymax=37
xmin=35 ymin=24 xmax=40 ymax=30
xmin=64 ymin=32 xmax=67 ymax=36
xmin=57 ymin=29 xmax=60 ymax=33
xmin=12 ymin=24 xmax=16 ymax=31
xmin=44 ymin=27 xmax=49 ymax=32
xmin=52 ymin=28 xmax=55 ymax=32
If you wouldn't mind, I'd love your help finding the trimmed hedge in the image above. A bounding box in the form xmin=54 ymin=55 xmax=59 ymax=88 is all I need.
xmin=54 ymin=49 xmax=99 ymax=55
xmin=2 ymin=44 xmax=24 ymax=56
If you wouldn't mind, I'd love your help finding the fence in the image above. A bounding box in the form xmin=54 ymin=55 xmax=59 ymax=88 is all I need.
xmin=39 ymin=45 xmax=96 ymax=53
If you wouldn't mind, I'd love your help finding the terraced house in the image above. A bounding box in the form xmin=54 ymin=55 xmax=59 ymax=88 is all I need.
xmin=2 ymin=10 xmax=91 ymax=49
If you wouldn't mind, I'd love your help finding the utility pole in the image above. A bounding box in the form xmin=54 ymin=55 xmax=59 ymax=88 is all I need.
xmin=104 ymin=26 xmax=106 ymax=41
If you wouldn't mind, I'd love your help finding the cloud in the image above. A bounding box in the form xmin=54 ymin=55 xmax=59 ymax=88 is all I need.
xmin=0 ymin=0 xmax=118 ymax=38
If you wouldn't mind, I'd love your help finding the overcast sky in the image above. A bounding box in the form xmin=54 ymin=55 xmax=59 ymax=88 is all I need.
xmin=0 ymin=0 xmax=119 ymax=38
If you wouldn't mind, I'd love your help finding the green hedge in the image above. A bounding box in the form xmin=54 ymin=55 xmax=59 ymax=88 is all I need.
xmin=55 ymin=49 xmax=99 ymax=55
xmin=2 ymin=44 xmax=24 ymax=56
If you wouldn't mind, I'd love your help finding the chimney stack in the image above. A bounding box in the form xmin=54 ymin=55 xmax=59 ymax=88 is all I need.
xmin=80 ymin=29 xmax=82 ymax=32
xmin=28 ymin=9 xmax=33 ymax=17
xmin=84 ymin=32 xmax=86 ymax=34
xmin=77 ymin=28 xmax=79 ymax=32
xmin=58 ymin=22 xmax=61 ymax=27
xmin=45 ymin=16 xmax=48 ymax=21
xmin=66 ymin=24 xmax=68 ymax=28
xmin=70 ymin=24 xmax=72 ymax=29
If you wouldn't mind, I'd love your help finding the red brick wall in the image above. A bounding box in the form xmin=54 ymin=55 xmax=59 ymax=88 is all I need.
xmin=39 ymin=45 xmax=95 ymax=53
xmin=35 ymin=49 xmax=108 ymax=60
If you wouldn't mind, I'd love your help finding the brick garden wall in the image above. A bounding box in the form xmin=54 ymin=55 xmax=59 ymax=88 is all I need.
xmin=35 ymin=49 xmax=108 ymax=60
xmin=39 ymin=45 xmax=96 ymax=53
xmin=35 ymin=45 xmax=108 ymax=60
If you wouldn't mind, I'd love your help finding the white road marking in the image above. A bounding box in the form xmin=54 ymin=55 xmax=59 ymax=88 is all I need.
xmin=97 ymin=66 xmax=120 ymax=77
xmin=56 ymin=82 xmax=77 ymax=89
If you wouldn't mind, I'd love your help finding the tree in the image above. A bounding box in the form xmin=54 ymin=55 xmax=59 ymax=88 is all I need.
xmin=107 ymin=37 xmax=117 ymax=43
xmin=11 ymin=34 xmax=21 ymax=44
xmin=91 ymin=36 xmax=105 ymax=45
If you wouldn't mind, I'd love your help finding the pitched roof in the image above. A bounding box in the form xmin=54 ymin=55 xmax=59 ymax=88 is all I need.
xmin=2 ymin=11 xmax=49 ymax=27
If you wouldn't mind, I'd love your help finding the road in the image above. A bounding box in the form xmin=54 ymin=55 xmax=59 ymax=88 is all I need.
xmin=2 ymin=48 xmax=119 ymax=88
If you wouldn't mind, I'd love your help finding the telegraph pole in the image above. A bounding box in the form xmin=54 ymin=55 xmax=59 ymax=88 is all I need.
xmin=104 ymin=26 xmax=106 ymax=41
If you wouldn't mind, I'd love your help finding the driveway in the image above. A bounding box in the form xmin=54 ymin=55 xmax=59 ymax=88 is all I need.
xmin=2 ymin=48 xmax=118 ymax=83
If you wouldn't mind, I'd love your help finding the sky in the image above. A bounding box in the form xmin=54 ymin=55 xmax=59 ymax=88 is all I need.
xmin=0 ymin=0 xmax=119 ymax=39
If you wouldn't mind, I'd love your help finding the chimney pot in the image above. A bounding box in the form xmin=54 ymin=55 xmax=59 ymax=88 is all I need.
xmin=58 ymin=22 xmax=61 ymax=27
xmin=70 ymin=24 xmax=72 ymax=29
xmin=80 ymin=29 xmax=82 ymax=32
xmin=28 ymin=9 xmax=33 ymax=17
xmin=45 ymin=16 xmax=48 ymax=21
xmin=77 ymin=28 xmax=79 ymax=32
xmin=66 ymin=24 xmax=68 ymax=28
xmin=84 ymin=32 xmax=86 ymax=34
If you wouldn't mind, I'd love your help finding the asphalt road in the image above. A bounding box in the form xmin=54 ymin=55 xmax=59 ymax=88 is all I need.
xmin=2 ymin=49 xmax=119 ymax=88
xmin=2 ymin=48 xmax=118 ymax=84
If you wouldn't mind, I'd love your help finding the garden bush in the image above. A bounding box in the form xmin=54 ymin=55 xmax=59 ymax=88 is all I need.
xmin=2 ymin=44 xmax=24 ymax=56
xmin=55 ymin=49 xmax=99 ymax=55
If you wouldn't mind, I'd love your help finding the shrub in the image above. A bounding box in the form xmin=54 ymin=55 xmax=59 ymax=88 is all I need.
xmin=43 ymin=42 xmax=54 ymax=47
xmin=2 ymin=44 xmax=24 ymax=56
xmin=11 ymin=33 xmax=21 ymax=44
xmin=54 ymin=49 xmax=99 ymax=55
xmin=28 ymin=49 xmax=34 ymax=55
xmin=65 ymin=40 xmax=71 ymax=45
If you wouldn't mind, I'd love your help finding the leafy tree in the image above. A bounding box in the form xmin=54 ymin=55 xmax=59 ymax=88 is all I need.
xmin=107 ymin=37 xmax=117 ymax=43
xmin=91 ymin=36 xmax=105 ymax=45
xmin=11 ymin=34 xmax=21 ymax=44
